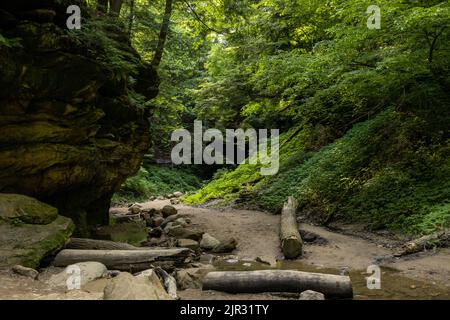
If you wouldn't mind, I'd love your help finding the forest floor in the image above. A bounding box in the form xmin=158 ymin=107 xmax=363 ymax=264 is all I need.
xmin=0 ymin=199 xmax=449 ymax=300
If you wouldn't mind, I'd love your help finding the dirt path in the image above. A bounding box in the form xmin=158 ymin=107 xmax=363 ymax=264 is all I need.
xmin=138 ymin=200 xmax=450 ymax=283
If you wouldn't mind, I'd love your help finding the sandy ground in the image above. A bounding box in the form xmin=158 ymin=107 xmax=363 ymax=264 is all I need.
xmin=1 ymin=199 xmax=449 ymax=300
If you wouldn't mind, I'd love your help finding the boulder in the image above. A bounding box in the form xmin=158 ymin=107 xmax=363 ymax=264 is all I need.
xmin=0 ymin=195 xmax=74 ymax=268
xmin=128 ymin=204 xmax=142 ymax=215
xmin=48 ymin=262 xmax=107 ymax=288
xmin=299 ymin=290 xmax=325 ymax=300
xmin=0 ymin=194 xmax=58 ymax=225
xmin=177 ymin=239 xmax=199 ymax=250
xmin=200 ymin=233 xmax=221 ymax=250
xmin=161 ymin=205 xmax=177 ymax=218
xmin=12 ymin=265 xmax=39 ymax=279
xmin=153 ymin=217 xmax=164 ymax=227
xmin=211 ymin=238 xmax=237 ymax=253
xmin=103 ymin=271 xmax=172 ymax=300
xmin=167 ymin=226 xmax=203 ymax=241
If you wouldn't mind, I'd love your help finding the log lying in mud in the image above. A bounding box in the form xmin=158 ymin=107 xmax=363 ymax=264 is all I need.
xmin=394 ymin=229 xmax=450 ymax=257
xmin=280 ymin=196 xmax=303 ymax=259
xmin=202 ymin=270 xmax=353 ymax=299
xmin=53 ymin=248 xmax=195 ymax=272
xmin=66 ymin=238 xmax=142 ymax=250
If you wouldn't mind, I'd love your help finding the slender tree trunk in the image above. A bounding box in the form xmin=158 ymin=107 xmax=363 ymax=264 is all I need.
xmin=152 ymin=0 xmax=174 ymax=67
xmin=110 ymin=0 xmax=124 ymax=16
xmin=128 ymin=0 xmax=136 ymax=38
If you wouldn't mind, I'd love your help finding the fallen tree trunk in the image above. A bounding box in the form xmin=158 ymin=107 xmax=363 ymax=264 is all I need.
xmin=202 ymin=270 xmax=353 ymax=299
xmin=53 ymin=248 xmax=194 ymax=272
xmin=280 ymin=196 xmax=303 ymax=258
xmin=66 ymin=238 xmax=142 ymax=250
xmin=394 ymin=229 xmax=450 ymax=257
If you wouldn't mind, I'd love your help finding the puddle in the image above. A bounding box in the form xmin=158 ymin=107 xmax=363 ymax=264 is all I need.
xmin=213 ymin=259 xmax=450 ymax=300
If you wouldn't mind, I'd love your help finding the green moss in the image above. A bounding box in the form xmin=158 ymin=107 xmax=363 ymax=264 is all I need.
xmin=0 ymin=193 xmax=58 ymax=225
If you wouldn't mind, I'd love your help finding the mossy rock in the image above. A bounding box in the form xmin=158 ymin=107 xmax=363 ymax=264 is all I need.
xmin=0 ymin=193 xmax=58 ymax=225
xmin=0 ymin=215 xmax=74 ymax=269
xmin=94 ymin=221 xmax=147 ymax=247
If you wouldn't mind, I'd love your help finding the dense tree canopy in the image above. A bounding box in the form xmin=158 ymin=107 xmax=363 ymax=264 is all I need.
xmin=89 ymin=0 xmax=449 ymax=234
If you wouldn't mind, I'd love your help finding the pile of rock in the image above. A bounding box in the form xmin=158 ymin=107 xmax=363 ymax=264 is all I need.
xmin=121 ymin=204 xmax=238 ymax=256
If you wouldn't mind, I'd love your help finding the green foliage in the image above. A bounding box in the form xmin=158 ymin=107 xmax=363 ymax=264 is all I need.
xmin=112 ymin=165 xmax=203 ymax=203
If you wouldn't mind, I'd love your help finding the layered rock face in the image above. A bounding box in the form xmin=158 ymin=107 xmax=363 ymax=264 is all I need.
xmin=0 ymin=1 xmax=158 ymax=234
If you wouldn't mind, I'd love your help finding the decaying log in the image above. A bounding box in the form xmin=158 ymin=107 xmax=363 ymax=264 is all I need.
xmin=66 ymin=238 xmax=142 ymax=250
xmin=394 ymin=229 xmax=450 ymax=257
xmin=202 ymin=270 xmax=353 ymax=299
xmin=53 ymin=248 xmax=195 ymax=272
xmin=280 ymin=196 xmax=303 ymax=259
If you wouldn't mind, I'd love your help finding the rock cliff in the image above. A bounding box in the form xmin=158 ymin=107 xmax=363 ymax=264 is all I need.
xmin=0 ymin=0 xmax=159 ymax=234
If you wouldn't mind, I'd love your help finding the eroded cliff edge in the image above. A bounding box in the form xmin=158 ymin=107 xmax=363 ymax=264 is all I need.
xmin=0 ymin=0 xmax=159 ymax=235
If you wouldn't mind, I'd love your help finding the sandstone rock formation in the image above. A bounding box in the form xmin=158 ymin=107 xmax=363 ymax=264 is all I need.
xmin=0 ymin=1 xmax=159 ymax=234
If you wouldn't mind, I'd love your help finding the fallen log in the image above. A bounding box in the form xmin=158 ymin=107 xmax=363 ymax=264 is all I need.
xmin=53 ymin=248 xmax=195 ymax=272
xmin=280 ymin=196 xmax=303 ymax=258
xmin=66 ymin=238 xmax=142 ymax=250
xmin=202 ymin=270 xmax=353 ymax=299
xmin=394 ymin=229 xmax=450 ymax=257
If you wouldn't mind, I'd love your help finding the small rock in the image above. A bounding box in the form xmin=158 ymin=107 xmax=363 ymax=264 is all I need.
xmin=177 ymin=239 xmax=199 ymax=250
xmin=200 ymin=233 xmax=221 ymax=250
xmin=175 ymin=266 xmax=214 ymax=290
xmin=153 ymin=217 xmax=164 ymax=227
xmin=173 ymin=192 xmax=183 ymax=198
xmin=170 ymin=198 xmax=180 ymax=205
xmin=149 ymin=227 xmax=163 ymax=238
xmin=243 ymin=263 xmax=252 ymax=267
xmin=299 ymin=290 xmax=325 ymax=300
xmin=161 ymin=214 xmax=183 ymax=228
xmin=173 ymin=218 xmax=188 ymax=227
xmin=167 ymin=194 xmax=174 ymax=199
xmin=410 ymin=285 xmax=416 ymax=289
xmin=12 ymin=265 xmax=39 ymax=279
xmin=48 ymin=262 xmax=107 ymax=288
xmin=128 ymin=204 xmax=142 ymax=215
xmin=104 ymin=271 xmax=172 ymax=300
xmin=161 ymin=205 xmax=177 ymax=218
xmin=199 ymin=254 xmax=216 ymax=264
xmin=212 ymin=238 xmax=237 ymax=253
xmin=149 ymin=196 xmax=156 ymax=201
xmin=156 ymin=196 xmax=165 ymax=200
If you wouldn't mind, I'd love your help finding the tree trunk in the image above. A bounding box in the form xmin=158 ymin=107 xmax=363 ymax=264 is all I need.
xmin=110 ymin=0 xmax=124 ymax=16
xmin=280 ymin=196 xmax=303 ymax=259
xmin=152 ymin=0 xmax=174 ymax=67
xmin=202 ymin=270 xmax=353 ymax=299
xmin=66 ymin=238 xmax=143 ymax=250
xmin=53 ymin=248 xmax=195 ymax=272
